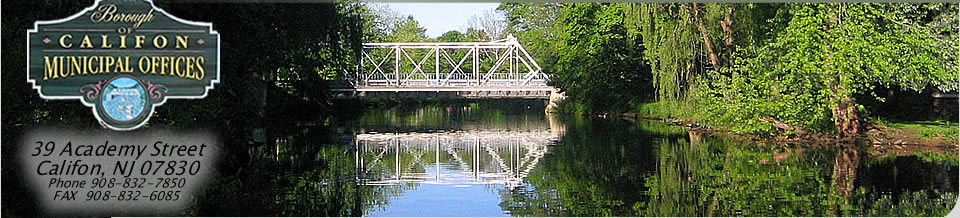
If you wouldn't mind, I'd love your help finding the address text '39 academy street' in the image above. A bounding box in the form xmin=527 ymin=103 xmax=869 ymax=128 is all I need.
xmin=34 ymin=141 xmax=207 ymax=177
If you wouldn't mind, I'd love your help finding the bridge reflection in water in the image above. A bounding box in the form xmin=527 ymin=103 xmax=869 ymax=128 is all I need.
xmin=354 ymin=130 xmax=555 ymax=188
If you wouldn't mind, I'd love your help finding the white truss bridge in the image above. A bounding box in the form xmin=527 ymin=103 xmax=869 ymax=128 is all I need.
xmin=335 ymin=36 xmax=553 ymax=98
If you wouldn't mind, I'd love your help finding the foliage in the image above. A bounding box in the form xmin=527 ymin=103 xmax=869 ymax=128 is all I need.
xmin=691 ymin=3 xmax=958 ymax=133
xmin=551 ymin=3 xmax=653 ymax=113
xmin=631 ymin=100 xmax=695 ymax=121
xmin=507 ymin=2 xmax=957 ymax=135
xmin=624 ymin=4 xmax=700 ymax=101
xmin=437 ymin=30 xmax=468 ymax=42
xmin=625 ymin=3 xmax=785 ymax=102
xmin=2 ymin=0 xmax=99 ymax=130
xmin=149 ymin=1 xmax=365 ymax=129
xmin=387 ymin=16 xmax=429 ymax=42
xmin=434 ymin=29 xmax=489 ymax=43
xmin=502 ymin=3 xmax=657 ymax=113
xmin=498 ymin=3 xmax=565 ymax=73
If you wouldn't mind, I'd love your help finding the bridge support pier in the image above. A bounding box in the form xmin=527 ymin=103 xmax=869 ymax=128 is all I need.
xmin=545 ymin=88 xmax=566 ymax=113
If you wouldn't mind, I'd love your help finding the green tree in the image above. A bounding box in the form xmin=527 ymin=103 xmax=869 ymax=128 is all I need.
xmin=552 ymin=3 xmax=652 ymax=112
xmin=437 ymin=30 xmax=466 ymax=42
xmin=498 ymin=3 xmax=565 ymax=72
xmin=625 ymin=3 xmax=782 ymax=101
xmin=695 ymin=3 xmax=958 ymax=134
xmin=388 ymin=16 xmax=428 ymax=42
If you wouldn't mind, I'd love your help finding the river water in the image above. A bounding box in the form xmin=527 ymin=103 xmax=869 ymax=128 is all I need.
xmin=206 ymin=100 xmax=958 ymax=216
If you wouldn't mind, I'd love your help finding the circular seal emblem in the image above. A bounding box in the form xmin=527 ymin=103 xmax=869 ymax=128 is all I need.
xmin=100 ymin=77 xmax=147 ymax=122
xmin=86 ymin=75 xmax=157 ymax=130
xmin=79 ymin=75 xmax=166 ymax=130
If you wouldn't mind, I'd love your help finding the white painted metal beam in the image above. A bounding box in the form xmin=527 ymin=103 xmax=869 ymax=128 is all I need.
xmin=331 ymin=87 xmax=554 ymax=92
xmin=349 ymin=35 xmax=550 ymax=92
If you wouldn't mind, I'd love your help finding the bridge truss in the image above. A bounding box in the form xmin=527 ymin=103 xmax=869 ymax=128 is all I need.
xmin=340 ymin=36 xmax=551 ymax=93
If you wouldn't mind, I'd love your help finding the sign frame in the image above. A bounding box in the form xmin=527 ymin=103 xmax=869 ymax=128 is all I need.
xmin=26 ymin=0 xmax=221 ymax=131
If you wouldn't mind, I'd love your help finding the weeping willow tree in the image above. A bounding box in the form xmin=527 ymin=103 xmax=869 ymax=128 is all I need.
xmin=625 ymin=4 xmax=702 ymax=101
xmin=624 ymin=3 xmax=780 ymax=102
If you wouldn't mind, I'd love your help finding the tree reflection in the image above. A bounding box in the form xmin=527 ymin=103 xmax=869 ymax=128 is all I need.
xmin=499 ymin=117 xmax=676 ymax=216
xmin=499 ymin=115 xmax=957 ymax=217
xmin=197 ymin=125 xmax=384 ymax=216
xmin=831 ymin=144 xmax=861 ymax=214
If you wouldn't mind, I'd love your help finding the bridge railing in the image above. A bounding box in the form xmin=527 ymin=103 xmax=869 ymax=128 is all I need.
xmin=346 ymin=35 xmax=549 ymax=90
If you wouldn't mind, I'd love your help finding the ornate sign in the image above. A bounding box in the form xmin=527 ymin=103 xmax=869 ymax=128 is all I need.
xmin=28 ymin=0 xmax=220 ymax=130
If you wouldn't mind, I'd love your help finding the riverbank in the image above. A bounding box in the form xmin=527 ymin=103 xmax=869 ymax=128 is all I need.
xmin=549 ymin=99 xmax=958 ymax=158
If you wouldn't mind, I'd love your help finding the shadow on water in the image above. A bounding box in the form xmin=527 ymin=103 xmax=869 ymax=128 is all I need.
xmin=199 ymin=100 xmax=958 ymax=217
xmin=197 ymin=124 xmax=364 ymax=216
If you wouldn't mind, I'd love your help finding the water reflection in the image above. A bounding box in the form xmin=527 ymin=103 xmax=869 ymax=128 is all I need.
xmin=348 ymin=102 xmax=562 ymax=216
xmin=203 ymin=100 xmax=957 ymax=217
xmin=355 ymin=131 xmax=554 ymax=187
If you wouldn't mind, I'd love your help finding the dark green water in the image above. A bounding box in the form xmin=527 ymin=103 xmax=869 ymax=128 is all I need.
xmin=203 ymin=100 xmax=959 ymax=217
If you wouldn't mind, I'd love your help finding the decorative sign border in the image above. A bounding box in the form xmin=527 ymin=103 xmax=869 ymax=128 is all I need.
xmin=27 ymin=0 xmax=220 ymax=130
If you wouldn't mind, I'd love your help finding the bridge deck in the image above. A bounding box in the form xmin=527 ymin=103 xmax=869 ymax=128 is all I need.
xmin=332 ymin=86 xmax=554 ymax=92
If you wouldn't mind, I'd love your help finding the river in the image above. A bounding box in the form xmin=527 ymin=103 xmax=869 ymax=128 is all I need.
xmin=201 ymin=100 xmax=958 ymax=216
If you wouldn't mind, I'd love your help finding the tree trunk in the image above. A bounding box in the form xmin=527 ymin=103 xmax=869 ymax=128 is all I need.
xmin=691 ymin=3 xmax=720 ymax=68
xmin=832 ymin=97 xmax=860 ymax=137
xmin=826 ymin=4 xmax=860 ymax=138
xmin=719 ymin=6 xmax=734 ymax=66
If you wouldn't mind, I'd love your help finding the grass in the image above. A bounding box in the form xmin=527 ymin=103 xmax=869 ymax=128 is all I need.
xmin=632 ymin=100 xmax=694 ymax=120
xmin=868 ymin=117 xmax=959 ymax=141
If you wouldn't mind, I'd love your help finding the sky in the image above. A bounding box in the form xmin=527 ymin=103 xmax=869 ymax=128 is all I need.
xmin=384 ymin=3 xmax=502 ymax=38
